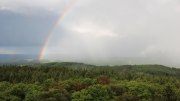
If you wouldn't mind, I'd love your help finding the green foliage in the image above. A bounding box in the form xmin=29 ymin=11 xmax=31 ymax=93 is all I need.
xmin=110 ymin=84 xmax=127 ymax=96
xmin=117 ymin=92 xmax=139 ymax=101
xmin=24 ymin=84 xmax=42 ymax=101
xmin=63 ymin=78 xmax=96 ymax=92
xmin=34 ymin=89 xmax=70 ymax=101
xmin=0 ymin=81 xmax=11 ymax=92
xmin=8 ymin=83 xmax=27 ymax=100
xmin=0 ymin=62 xmax=179 ymax=101
xmin=126 ymin=81 xmax=163 ymax=101
xmin=72 ymin=84 xmax=113 ymax=101
xmin=162 ymin=84 xmax=177 ymax=101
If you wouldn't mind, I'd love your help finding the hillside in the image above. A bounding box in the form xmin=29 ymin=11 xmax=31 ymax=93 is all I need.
xmin=0 ymin=62 xmax=179 ymax=101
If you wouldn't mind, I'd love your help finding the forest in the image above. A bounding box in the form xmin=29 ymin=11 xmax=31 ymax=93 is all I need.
xmin=0 ymin=62 xmax=180 ymax=101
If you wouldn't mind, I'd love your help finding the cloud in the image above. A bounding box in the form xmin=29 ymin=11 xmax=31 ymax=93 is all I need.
xmin=0 ymin=0 xmax=91 ymax=14
xmin=1 ymin=0 xmax=180 ymax=66
xmin=0 ymin=10 xmax=56 ymax=47
xmin=0 ymin=0 xmax=63 ymax=13
xmin=0 ymin=48 xmax=22 ymax=54
xmin=72 ymin=21 xmax=119 ymax=38
xmin=42 ymin=0 xmax=180 ymax=66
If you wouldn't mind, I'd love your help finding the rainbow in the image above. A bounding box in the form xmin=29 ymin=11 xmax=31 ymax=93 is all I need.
xmin=38 ymin=0 xmax=78 ymax=62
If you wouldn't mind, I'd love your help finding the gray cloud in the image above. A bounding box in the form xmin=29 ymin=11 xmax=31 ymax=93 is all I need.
xmin=43 ymin=0 xmax=180 ymax=67
xmin=0 ymin=9 xmax=57 ymax=55
xmin=0 ymin=0 xmax=63 ymax=14
xmin=0 ymin=10 xmax=56 ymax=46
xmin=0 ymin=0 xmax=180 ymax=67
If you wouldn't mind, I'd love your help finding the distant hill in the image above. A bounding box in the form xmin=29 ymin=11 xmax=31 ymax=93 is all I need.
xmin=0 ymin=54 xmax=38 ymax=64
xmin=34 ymin=62 xmax=180 ymax=78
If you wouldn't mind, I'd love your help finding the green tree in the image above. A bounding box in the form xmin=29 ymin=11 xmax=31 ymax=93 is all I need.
xmin=72 ymin=84 xmax=113 ymax=101
xmin=7 ymin=83 xmax=27 ymax=100
xmin=163 ymin=84 xmax=177 ymax=101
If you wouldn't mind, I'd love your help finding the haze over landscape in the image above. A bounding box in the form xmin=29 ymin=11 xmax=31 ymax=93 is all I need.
xmin=0 ymin=0 xmax=180 ymax=67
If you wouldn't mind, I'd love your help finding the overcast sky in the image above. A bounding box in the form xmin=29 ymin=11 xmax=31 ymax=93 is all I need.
xmin=0 ymin=0 xmax=180 ymax=66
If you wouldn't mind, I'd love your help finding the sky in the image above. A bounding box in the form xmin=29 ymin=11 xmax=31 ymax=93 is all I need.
xmin=0 ymin=0 xmax=180 ymax=67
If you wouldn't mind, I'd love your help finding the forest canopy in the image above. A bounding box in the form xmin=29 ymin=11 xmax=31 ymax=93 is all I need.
xmin=0 ymin=62 xmax=180 ymax=101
